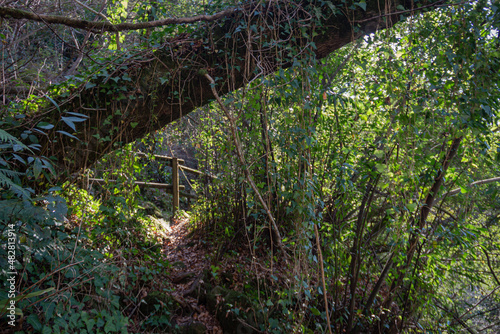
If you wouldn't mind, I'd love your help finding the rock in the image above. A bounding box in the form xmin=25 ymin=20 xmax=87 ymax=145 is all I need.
xmin=179 ymin=321 xmax=206 ymax=334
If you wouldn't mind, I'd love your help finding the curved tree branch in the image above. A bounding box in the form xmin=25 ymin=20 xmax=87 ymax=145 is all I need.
xmin=1 ymin=0 xmax=446 ymax=180
xmin=443 ymin=177 xmax=500 ymax=197
xmin=0 ymin=5 xmax=240 ymax=32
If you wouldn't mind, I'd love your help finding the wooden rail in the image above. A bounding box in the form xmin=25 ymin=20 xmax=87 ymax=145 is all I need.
xmin=135 ymin=152 xmax=185 ymax=165
xmin=89 ymin=153 xmax=215 ymax=215
xmin=87 ymin=179 xmax=186 ymax=191
xmin=136 ymin=151 xmax=217 ymax=179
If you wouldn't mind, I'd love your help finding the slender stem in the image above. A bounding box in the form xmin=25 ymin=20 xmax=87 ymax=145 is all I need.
xmin=203 ymin=73 xmax=286 ymax=254
xmin=72 ymin=0 xmax=108 ymax=20
xmin=314 ymin=223 xmax=332 ymax=334
xmin=481 ymin=247 xmax=500 ymax=286
xmin=443 ymin=177 xmax=500 ymax=197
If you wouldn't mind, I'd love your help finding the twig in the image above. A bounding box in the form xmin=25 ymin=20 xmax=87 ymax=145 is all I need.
xmin=203 ymin=72 xmax=286 ymax=255
xmin=434 ymin=300 xmax=479 ymax=334
xmin=443 ymin=177 xmax=500 ymax=197
xmin=314 ymin=223 xmax=332 ymax=334
xmin=431 ymin=206 xmax=458 ymax=221
xmin=481 ymin=247 xmax=500 ymax=286
xmin=20 ymin=260 xmax=84 ymax=296
xmin=72 ymin=0 xmax=108 ymax=20
xmin=236 ymin=317 xmax=264 ymax=333
xmin=0 ymin=5 xmax=240 ymax=33
xmin=458 ymin=285 xmax=500 ymax=321
xmin=24 ymin=276 xmax=94 ymax=310
xmin=354 ymin=0 xmax=459 ymax=23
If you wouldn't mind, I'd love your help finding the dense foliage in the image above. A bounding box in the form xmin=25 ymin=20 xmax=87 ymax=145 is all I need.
xmin=1 ymin=0 xmax=499 ymax=333
xmin=186 ymin=3 xmax=500 ymax=332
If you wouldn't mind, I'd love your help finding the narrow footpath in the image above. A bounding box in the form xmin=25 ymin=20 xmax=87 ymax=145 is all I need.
xmin=162 ymin=216 xmax=223 ymax=333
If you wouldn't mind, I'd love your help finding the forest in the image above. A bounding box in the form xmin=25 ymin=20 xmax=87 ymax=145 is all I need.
xmin=0 ymin=0 xmax=499 ymax=333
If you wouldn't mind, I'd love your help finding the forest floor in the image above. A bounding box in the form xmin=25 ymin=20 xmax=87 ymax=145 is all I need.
xmin=162 ymin=216 xmax=223 ymax=333
xmin=158 ymin=213 xmax=291 ymax=334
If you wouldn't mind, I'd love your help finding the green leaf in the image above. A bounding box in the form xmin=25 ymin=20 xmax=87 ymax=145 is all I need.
xmin=46 ymin=302 xmax=56 ymax=320
xmin=355 ymin=1 xmax=367 ymax=11
xmin=56 ymin=131 xmax=80 ymax=141
xmin=22 ymin=287 xmax=55 ymax=300
xmin=63 ymin=116 xmax=87 ymax=123
xmin=42 ymin=159 xmax=56 ymax=176
xmin=45 ymin=96 xmax=60 ymax=111
xmin=65 ymin=111 xmax=89 ymax=119
xmin=37 ymin=122 xmax=54 ymax=130
xmin=85 ymin=318 xmax=96 ymax=332
xmin=12 ymin=144 xmax=23 ymax=152
xmin=12 ymin=153 xmax=26 ymax=163
xmin=310 ymin=307 xmax=321 ymax=316
xmin=407 ymin=203 xmax=417 ymax=212
xmin=104 ymin=319 xmax=117 ymax=333
xmin=61 ymin=117 xmax=76 ymax=131
xmin=33 ymin=158 xmax=42 ymax=178
xmin=27 ymin=314 xmax=43 ymax=331
xmin=374 ymin=150 xmax=384 ymax=159
xmin=0 ymin=129 xmax=30 ymax=151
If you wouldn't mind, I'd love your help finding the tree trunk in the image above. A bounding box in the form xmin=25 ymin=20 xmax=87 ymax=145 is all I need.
xmin=2 ymin=0 xmax=443 ymax=179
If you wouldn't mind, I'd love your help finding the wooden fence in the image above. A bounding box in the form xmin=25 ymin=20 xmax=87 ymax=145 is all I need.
xmin=88 ymin=152 xmax=215 ymax=214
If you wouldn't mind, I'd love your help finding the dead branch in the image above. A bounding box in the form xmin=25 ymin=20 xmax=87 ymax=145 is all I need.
xmin=0 ymin=5 xmax=239 ymax=33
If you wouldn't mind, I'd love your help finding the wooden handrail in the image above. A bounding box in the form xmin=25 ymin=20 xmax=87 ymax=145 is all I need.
xmin=90 ymin=153 xmax=212 ymax=215
xmin=180 ymin=190 xmax=198 ymax=200
xmin=136 ymin=151 xmax=216 ymax=179
xmin=179 ymin=164 xmax=217 ymax=179
xmin=87 ymin=178 xmax=185 ymax=191
xmin=135 ymin=151 xmax=185 ymax=165
xmin=172 ymin=158 xmax=180 ymax=211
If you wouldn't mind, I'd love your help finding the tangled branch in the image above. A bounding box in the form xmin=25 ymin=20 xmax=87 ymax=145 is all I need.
xmin=0 ymin=5 xmax=239 ymax=33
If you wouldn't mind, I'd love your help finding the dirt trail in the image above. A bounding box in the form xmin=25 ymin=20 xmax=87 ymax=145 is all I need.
xmin=163 ymin=217 xmax=222 ymax=333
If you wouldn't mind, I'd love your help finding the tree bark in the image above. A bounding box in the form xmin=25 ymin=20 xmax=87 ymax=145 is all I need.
xmin=1 ymin=0 xmax=444 ymax=179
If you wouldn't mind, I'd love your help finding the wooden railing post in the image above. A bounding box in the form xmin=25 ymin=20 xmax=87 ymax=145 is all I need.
xmin=172 ymin=157 xmax=179 ymax=215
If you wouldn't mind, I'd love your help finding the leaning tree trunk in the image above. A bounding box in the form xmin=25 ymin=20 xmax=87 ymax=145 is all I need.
xmin=2 ymin=0 xmax=443 ymax=180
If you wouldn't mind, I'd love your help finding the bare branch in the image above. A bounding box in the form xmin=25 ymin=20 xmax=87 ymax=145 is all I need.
xmin=354 ymin=0 xmax=457 ymax=23
xmin=203 ymin=72 xmax=286 ymax=254
xmin=72 ymin=0 xmax=108 ymax=21
xmin=0 ymin=6 xmax=239 ymax=33
xmin=482 ymin=247 xmax=500 ymax=287
xmin=444 ymin=177 xmax=500 ymax=197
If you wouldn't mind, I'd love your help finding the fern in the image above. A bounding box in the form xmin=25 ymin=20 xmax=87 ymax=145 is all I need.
xmin=0 ymin=128 xmax=32 ymax=199
xmin=0 ymin=168 xmax=23 ymax=178
xmin=0 ymin=168 xmax=30 ymax=199
xmin=0 ymin=129 xmax=29 ymax=151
